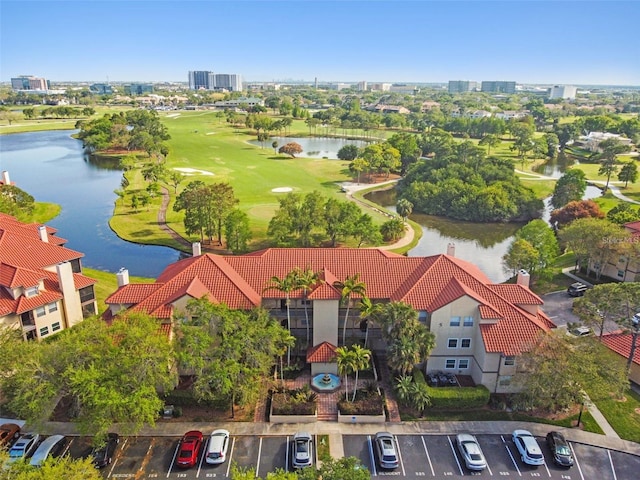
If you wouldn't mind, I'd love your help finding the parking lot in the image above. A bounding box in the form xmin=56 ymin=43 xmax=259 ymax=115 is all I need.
xmin=56 ymin=433 xmax=640 ymax=479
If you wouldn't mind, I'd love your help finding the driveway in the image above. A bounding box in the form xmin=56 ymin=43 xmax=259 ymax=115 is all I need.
xmin=541 ymin=291 xmax=581 ymax=328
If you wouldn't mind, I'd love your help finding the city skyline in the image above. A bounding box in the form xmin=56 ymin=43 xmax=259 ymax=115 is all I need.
xmin=1 ymin=0 xmax=639 ymax=86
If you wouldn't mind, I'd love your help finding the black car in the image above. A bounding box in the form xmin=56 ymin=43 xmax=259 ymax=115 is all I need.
xmin=567 ymin=282 xmax=588 ymax=297
xmin=546 ymin=431 xmax=574 ymax=467
xmin=92 ymin=433 xmax=119 ymax=468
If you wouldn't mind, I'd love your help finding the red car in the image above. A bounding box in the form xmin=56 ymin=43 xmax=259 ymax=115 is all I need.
xmin=176 ymin=430 xmax=203 ymax=468
xmin=0 ymin=423 xmax=21 ymax=449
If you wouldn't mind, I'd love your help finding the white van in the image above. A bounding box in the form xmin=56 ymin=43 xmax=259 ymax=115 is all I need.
xmin=29 ymin=435 xmax=66 ymax=467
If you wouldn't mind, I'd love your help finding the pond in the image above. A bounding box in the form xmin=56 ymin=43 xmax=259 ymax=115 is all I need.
xmin=248 ymin=136 xmax=370 ymax=159
xmin=1 ymin=130 xmax=182 ymax=277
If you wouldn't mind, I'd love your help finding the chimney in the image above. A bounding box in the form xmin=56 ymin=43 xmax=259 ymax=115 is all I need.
xmin=116 ymin=267 xmax=130 ymax=287
xmin=1 ymin=171 xmax=10 ymax=185
xmin=56 ymin=262 xmax=83 ymax=327
xmin=446 ymin=243 xmax=455 ymax=257
xmin=38 ymin=225 xmax=48 ymax=242
xmin=192 ymin=242 xmax=202 ymax=257
xmin=516 ymin=269 xmax=530 ymax=288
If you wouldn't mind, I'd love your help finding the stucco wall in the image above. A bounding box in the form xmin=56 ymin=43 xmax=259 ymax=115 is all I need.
xmin=313 ymin=299 xmax=338 ymax=346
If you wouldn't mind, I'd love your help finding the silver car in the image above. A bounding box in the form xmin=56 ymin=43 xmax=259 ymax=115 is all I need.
xmin=374 ymin=432 xmax=399 ymax=469
xmin=512 ymin=430 xmax=545 ymax=466
xmin=291 ymin=432 xmax=313 ymax=469
xmin=456 ymin=434 xmax=486 ymax=471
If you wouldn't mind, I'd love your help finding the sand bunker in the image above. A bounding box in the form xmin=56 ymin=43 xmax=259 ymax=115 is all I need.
xmin=166 ymin=113 xmax=181 ymax=118
xmin=206 ymin=132 xmax=216 ymax=135
xmin=271 ymin=187 xmax=293 ymax=193
xmin=173 ymin=167 xmax=214 ymax=176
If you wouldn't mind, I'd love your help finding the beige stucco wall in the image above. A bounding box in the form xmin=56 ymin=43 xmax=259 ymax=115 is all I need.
xmin=313 ymin=299 xmax=339 ymax=347
xmin=311 ymin=362 xmax=338 ymax=376
xmin=56 ymin=262 xmax=83 ymax=327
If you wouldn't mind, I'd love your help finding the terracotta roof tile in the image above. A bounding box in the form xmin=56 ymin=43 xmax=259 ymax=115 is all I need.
xmin=601 ymin=332 xmax=640 ymax=366
xmin=307 ymin=341 xmax=337 ymax=363
xmin=490 ymin=284 xmax=543 ymax=305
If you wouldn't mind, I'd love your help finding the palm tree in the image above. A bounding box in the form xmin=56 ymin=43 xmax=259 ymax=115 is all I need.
xmin=336 ymin=346 xmax=355 ymax=401
xmin=292 ymin=266 xmax=322 ymax=347
xmin=359 ymin=296 xmax=378 ymax=348
xmin=350 ymin=344 xmax=371 ymax=401
xmin=409 ymin=382 xmax=431 ymax=416
xmin=335 ymin=274 xmax=367 ymax=346
xmin=264 ymin=271 xmax=299 ymax=366
xmin=394 ymin=374 xmax=413 ymax=407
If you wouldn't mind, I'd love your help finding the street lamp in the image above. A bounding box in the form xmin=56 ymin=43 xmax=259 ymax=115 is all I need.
xmin=626 ymin=312 xmax=640 ymax=372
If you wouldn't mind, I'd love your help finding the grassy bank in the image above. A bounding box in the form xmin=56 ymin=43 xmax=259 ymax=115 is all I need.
xmin=83 ymin=267 xmax=154 ymax=313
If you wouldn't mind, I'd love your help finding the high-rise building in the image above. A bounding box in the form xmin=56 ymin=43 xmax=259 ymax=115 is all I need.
xmin=548 ymin=85 xmax=577 ymax=100
xmin=188 ymin=70 xmax=215 ymax=90
xmin=188 ymin=71 xmax=242 ymax=91
xmin=213 ymin=73 xmax=243 ymax=92
xmin=11 ymin=75 xmax=49 ymax=90
xmin=448 ymin=80 xmax=477 ymax=93
xmin=481 ymin=81 xmax=516 ymax=94
xmin=124 ymin=83 xmax=154 ymax=95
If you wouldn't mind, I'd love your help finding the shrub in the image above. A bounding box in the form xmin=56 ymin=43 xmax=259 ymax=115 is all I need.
xmin=338 ymin=389 xmax=384 ymax=416
xmin=426 ymin=385 xmax=490 ymax=409
xmin=270 ymin=386 xmax=317 ymax=415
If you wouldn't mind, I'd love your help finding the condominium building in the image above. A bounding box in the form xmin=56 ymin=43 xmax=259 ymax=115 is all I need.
xmin=0 ymin=212 xmax=98 ymax=341
xmin=548 ymin=85 xmax=577 ymax=100
xmin=481 ymin=81 xmax=516 ymax=94
xmin=448 ymin=80 xmax=478 ymax=93
xmin=188 ymin=71 xmax=243 ymax=91
xmin=11 ymin=75 xmax=49 ymax=91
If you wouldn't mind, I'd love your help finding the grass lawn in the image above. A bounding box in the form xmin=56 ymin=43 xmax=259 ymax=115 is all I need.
xmin=591 ymin=388 xmax=640 ymax=443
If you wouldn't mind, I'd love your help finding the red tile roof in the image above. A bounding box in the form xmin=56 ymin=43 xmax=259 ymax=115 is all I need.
xmin=601 ymin=332 xmax=640 ymax=366
xmin=307 ymin=342 xmax=337 ymax=363
xmin=107 ymin=248 xmax=550 ymax=356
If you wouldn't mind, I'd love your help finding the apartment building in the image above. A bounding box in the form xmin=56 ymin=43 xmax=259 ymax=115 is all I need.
xmin=0 ymin=213 xmax=98 ymax=341
xmin=481 ymin=81 xmax=516 ymax=94
xmin=448 ymin=80 xmax=478 ymax=93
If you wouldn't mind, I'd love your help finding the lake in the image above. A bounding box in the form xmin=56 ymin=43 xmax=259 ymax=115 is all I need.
xmin=0 ymin=130 xmax=182 ymax=277
xmin=248 ymin=136 xmax=370 ymax=158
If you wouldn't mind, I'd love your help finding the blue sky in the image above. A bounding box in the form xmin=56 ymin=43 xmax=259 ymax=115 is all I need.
xmin=1 ymin=0 xmax=638 ymax=85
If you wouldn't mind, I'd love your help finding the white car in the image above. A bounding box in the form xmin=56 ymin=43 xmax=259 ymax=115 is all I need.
xmin=205 ymin=429 xmax=229 ymax=465
xmin=291 ymin=432 xmax=313 ymax=469
xmin=512 ymin=430 xmax=545 ymax=466
xmin=456 ymin=434 xmax=486 ymax=470
xmin=8 ymin=433 xmax=41 ymax=464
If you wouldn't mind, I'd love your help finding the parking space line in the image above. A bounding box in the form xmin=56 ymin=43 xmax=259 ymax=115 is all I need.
xmin=394 ymin=434 xmax=406 ymax=476
xmin=607 ymin=450 xmax=618 ymax=480
xmin=166 ymin=439 xmax=180 ymax=478
xmin=226 ymin=436 xmax=235 ymax=478
xmin=62 ymin=437 xmax=73 ymax=458
xmin=569 ymin=443 xmax=585 ymax=480
xmin=285 ymin=436 xmax=290 ymax=472
xmin=367 ymin=435 xmax=378 ymax=477
xmin=501 ymin=435 xmax=521 ymax=476
xmin=255 ymin=437 xmax=263 ymax=478
xmin=447 ymin=435 xmax=464 ymax=476
xmin=108 ymin=437 xmax=127 ymax=479
xmin=196 ymin=437 xmax=209 ymax=478
xmin=420 ymin=436 xmax=435 ymax=476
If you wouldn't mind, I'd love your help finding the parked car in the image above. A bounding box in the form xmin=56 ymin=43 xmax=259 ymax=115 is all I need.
xmin=176 ymin=430 xmax=203 ymax=469
xmin=91 ymin=433 xmax=119 ymax=468
xmin=546 ymin=431 xmax=574 ymax=467
xmin=512 ymin=430 xmax=545 ymax=466
xmin=456 ymin=433 xmax=487 ymax=471
xmin=567 ymin=282 xmax=588 ymax=297
xmin=291 ymin=432 xmax=313 ymax=469
xmin=569 ymin=326 xmax=592 ymax=337
xmin=0 ymin=423 xmax=21 ymax=449
xmin=205 ymin=429 xmax=230 ymax=465
xmin=7 ymin=433 xmax=40 ymax=463
xmin=374 ymin=432 xmax=398 ymax=469
xmin=29 ymin=435 xmax=66 ymax=467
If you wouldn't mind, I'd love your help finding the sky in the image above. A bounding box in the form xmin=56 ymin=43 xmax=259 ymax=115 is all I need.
xmin=1 ymin=0 xmax=639 ymax=86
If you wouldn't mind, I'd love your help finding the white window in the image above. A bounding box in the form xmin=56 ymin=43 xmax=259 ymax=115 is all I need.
xmin=458 ymin=359 xmax=469 ymax=369
xmin=418 ymin=311 xmax=428 ymax=323
xmin=35 ymin=306 xmax=46 ymax=317
xmin=450 ymin=316 xmax=461 ymax=327
xmin=445 ymin=359 xmax=456 ymax=369
xmin=447 ymin=338 xmax=458 ymax=348
xmin=499 ymin=376 xmax=512 ymax=386
xmin=25 ymin=286 xmax=39 ymax=297
xmin=52 ymin=322 xmax=61 ymax=332
xmin=39 ymin=326 xmax=49 ymax=337
xmin=47 ymin=302 xmax=58 ymax=313
xmin=463 ymin=316 xmax=474 ymax=327
xmin=461 ymin=338 xmax=471 ymax=348
xmin=504 ymin=356 xmax=515 ymax=366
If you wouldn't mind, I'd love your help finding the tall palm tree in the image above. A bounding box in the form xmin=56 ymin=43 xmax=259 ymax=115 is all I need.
xmin=350 ymin=344 xmax=371 ymax=402
xmin=336 ymin=346 xmax=355 ymax=401
xmin=264 ymin=271 xmax=299 ymax=366
xmin=359 ymin=296 xmax=378 ymax=348
xmin=292 ymin=266 xmax=322 ymax=347
xmin=335 ymin=274 xmax=367 ymax=346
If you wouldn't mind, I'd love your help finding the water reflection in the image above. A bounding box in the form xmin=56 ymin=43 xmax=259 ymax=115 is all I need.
xmin=532 ymin=152 xmax=578 ymax=178
xmin=248 ymin=136 xmax=370 ymax=159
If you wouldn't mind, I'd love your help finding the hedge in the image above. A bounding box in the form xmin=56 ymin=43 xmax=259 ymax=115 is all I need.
xmin=426 ymin=384 xmax=490 ymax=409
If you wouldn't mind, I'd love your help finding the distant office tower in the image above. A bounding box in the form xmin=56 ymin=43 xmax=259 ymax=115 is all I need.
xmin=189 ymin=70 xmax=215 ymax=90
xmin=124 ymin=83 xmax=153 ymax=95
xmin=11 ymin=75 xmax=49 ymax=90
xmin=481 ymin=81 xmax=516 ymax=94
xmin=548 ymin=85 xmax=577 ymax=100
xmin=214 ymin=73 xmax=243 ymax=92
xmin=357 ymin=81 xmax=368 ymax=91
xmin=90 ymin=83 xmax=113 ymax=94
xmin=448 ymin=80 xmax=478 ymax=93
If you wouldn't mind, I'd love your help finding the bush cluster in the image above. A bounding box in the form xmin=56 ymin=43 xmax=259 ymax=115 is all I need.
xmin=270 ymin=386 xmax=317 ymax=415
xmin=338 ymin=388 xmax=385 ymax=416
xmin=426 ymin=385 xmax=490 ymax=409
